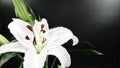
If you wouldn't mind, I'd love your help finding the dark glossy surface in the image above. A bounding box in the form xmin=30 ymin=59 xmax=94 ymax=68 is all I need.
xmin=0 ymin=0 xmax=119 ymax=68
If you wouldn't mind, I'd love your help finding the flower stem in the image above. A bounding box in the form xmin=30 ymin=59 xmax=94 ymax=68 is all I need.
xmin=51 ymin=58 xmax=57 ymax=68
xmin=45 ymin=56 xmax=48 ymax=68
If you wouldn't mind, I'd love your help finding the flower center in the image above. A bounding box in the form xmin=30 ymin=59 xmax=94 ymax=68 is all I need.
xmin=34 ymin=37 xmax=47 ymax=54
xmin=25 ymin=24 xmax=47 ymax=54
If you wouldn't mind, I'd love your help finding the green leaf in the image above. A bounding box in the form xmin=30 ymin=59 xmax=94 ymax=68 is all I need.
xmin=19 ymin=61 xmax=23 ymax=68
xmin=0 ymin=34 xmax=9 ymax=45
xmin=12 ymin=0 xmax=36 ymax=26
xmin=0 ymin=53 xmax=19 ymax=67
xmin=80 ymin=41 xmax=96 ymax=48
xmin=70 ymin=49 xmax=104 ymax=55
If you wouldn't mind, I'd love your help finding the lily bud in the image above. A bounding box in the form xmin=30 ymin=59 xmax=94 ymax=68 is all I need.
xmin=0 ymin=34 xmax=9 ymax=45
xmin=12 ymin=0 xmax=36 ymax=26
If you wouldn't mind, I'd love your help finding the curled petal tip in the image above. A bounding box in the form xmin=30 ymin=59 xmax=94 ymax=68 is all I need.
xmin=72 ymin=35 xmax=79 ymax=46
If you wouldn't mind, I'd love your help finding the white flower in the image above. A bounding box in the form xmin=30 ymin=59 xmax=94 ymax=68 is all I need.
xmin=0 ymin=18 xmax=79 ymax=68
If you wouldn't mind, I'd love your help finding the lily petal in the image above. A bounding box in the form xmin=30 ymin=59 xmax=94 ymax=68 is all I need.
xmin=47 ymin=46 xmax=71 ymax=67
xmin=72 ymin=35 xmax=79 ymax=46
xmin=23 ymin=48 xmax=47 ymax=68
xmin=8 ymin=18 xmax=34 ymax=47
xmin=34 ymin=18 xmax=49 ymax=34
xmin=43 ymin=27 xmax=76 ymax=47
xmin=33 ymin=18 xmax=49 ymax=45
xmin=0 ymin=42 xmax=28 ymax=54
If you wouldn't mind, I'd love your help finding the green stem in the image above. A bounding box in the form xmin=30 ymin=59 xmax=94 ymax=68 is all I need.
xmin=51 ymin=58 xmax=57 ymax=68
xmin=45 ymin=56 xmax=48 ymax=68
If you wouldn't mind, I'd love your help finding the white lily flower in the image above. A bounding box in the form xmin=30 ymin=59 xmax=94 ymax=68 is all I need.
xmin=0 ymin=18 xmax=79 ymax=68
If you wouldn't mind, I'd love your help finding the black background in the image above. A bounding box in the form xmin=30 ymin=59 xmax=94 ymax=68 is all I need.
xmin=0 ymin=0 xmax=119 ymax=68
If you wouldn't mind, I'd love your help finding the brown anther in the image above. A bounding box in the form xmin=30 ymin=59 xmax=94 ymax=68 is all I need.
xmin=41 ymin=30 xmax=46 ymax=33
xmin=42 ymin=38 xmax=46 ymax=44
xmin=25 ymin=35 xmax=30 ymax=40
xmin=26 ymin=25 xmax=32 ymax=31
xmin=41 ymin=24 xmax=45 ymax=30
xmin=33 ymin=37 xmax=37 ymax=45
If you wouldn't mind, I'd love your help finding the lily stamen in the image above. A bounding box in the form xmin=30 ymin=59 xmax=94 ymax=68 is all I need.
xmin=33 ymin=37 xmax=37 ymax=45
xmin=26 ymin=25 xmax=32 ymax=31
xmin=25 ymin=35 xmax=30 ymax=40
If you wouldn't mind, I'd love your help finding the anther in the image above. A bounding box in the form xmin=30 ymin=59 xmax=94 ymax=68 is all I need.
xmin=41 ymin=24 xmax=45 ymax=30
xmin=25 ymin=35 xmax=30 ymax=40
xmin=26 ymin=25 xmax=32 ymax=31
xmin=42 ymin=38 xmax=46 ymax=44
xmin=41 ymin=30 xmax=46 ymax=33
xmin=33 ymin=37 xmax=37 ymax=45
